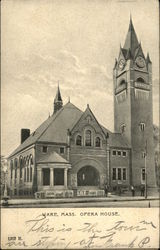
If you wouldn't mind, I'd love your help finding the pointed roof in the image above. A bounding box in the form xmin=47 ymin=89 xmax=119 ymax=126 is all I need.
xmin=54 ymin=84 xmax=62 ymax=103
xmin=134 ymin=42 xmax=145 ymax=59
xmin=71 ymin=104 xmax=107 ymax=137
xmin=9 ymin=102 xmax=83 ymax=158
xmin=123 ymin=18 xmax=139 ymax=57
xmin=146 ymin=52 xmax=152 ymax=63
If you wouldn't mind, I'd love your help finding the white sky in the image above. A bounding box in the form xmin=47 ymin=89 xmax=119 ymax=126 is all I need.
xmin=1 ymin=0 xmax=159 ymax=157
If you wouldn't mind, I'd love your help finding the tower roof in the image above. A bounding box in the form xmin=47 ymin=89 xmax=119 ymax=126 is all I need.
xmin=146 ymin=52 xmax=152 ymax=63
xmin=123 ymin=18 xmax=139 ymax=57
xmin=54 ymin=84 xmax=62 ymax=103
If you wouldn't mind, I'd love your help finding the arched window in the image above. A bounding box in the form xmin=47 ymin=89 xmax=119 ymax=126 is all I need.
xmin=14 ymin=158 xmax=18 ymax=168
xmin=24 ymin=168 xmax=26 ymax=182
xmin=30 ymin=155 xmax=33 ymax=165
xmin=27 ymin=167 xmax=29 ymax=182
xmin=85 ymin=130 xmax=92 ymax=146
xmin=76 ymin=135 xmax=82 ymax=146
xmin=30 ymin=167 xmax=32 ymax=182
xmin=10 ymin=161 xmax=13 ymax=179
xmin=23 ymin=157 xmax=26 ymax=167
xmin=95 ymin=137 xmax=101 ymax=147
xmin=120 ymin=79 xmax=126 ymax=85
xmin=14 ymin=159 xmax=18 ymax=179
xmin=19 ymin=157 xmax=23 ymax=178
xmin=136 ymin=77 xmax=145 ymax=83
xmin=15 ymin=168 xmax=17 ymax=179
xmin=26 ymin=156 xmax=29 ymax=166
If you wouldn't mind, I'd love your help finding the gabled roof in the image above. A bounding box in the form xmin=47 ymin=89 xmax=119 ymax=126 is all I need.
xmin=9 ymin=101 xmax=130 ymax=158
xmin=101 ymin=126 xmax=130 ymax=148
xmin=37 ymin=151 xmax=69 ymax=164
xmin=109 ymin=133 xmax=130 ymax=148
xmin=123 ymin=18 xmax=139 ymax=57
xmin=9 ymin=102 xmax=83 ymax=158
xmin=71 ymin=104 xmax=107 ymax=137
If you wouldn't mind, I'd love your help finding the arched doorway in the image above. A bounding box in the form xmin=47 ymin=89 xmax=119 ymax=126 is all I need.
xmin=77 ymin=166 xmax=99 ymax=186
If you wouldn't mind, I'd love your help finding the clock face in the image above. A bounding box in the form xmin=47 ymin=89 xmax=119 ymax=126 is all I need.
xmin=118 ymin=59 xmax=125 ymax=70
xmin=136 ymin=56 xmax=145 ymax=68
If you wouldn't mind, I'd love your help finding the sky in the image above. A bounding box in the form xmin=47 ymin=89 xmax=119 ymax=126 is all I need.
xmin=1 ymin=0 xmax=159 ymax=157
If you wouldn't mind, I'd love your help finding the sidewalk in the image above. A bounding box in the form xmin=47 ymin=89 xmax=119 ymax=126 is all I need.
xmin=1 ymin=194 xmax=159 ymax=206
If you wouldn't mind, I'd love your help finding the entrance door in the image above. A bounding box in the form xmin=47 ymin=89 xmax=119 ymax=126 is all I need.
xmin=77 ymin=166 xmax=99 ymax=186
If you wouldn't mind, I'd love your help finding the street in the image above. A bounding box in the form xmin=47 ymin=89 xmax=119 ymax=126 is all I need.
xmin=2 ymin=199 xmax=159 ymax=208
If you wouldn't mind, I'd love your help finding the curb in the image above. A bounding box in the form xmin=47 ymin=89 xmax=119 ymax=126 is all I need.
xmin=1 ymin=197 xmax=159 ymax=207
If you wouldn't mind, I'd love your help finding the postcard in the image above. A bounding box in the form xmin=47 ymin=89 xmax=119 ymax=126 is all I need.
xmin=1 ymin=0 xmax=159 ymax=249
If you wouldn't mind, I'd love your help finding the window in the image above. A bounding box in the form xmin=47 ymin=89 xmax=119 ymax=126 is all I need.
xmin=30 ymin=167 xmax=32 ymax=182
xmin=15 ymin=168 xmax=17 ymax=179
xmin=122 ymin=151 xmax=127 ymax=157
xmin=27 ymin=167 xmax=29 ymax=182
xmin=10 ymin=161 xmax=13 ymax=179
xmin=20 ymin=158 xmax=23 ymax=178
xmin=85 ymin=130 xmax=92 ymax=146
xmin=120 ymin=124 xmax=126 ymax=133
xmin=26 ymin=157 xmax=29 ymax=166
xmin=118 ymin=151 xmax=121 ymax=156
xmin=142 ymin=152 xmax=146 ymax=158
xmin=140 ymin=123 xmax=145 ymax=131
xmin=112 ymin=150 xmax=116 ymax=156
xmin=95 ymin=137 xmax=101 ymax=147
xmin=76 ymin=135 xmax=82 ymax=146
xmin=24 ymin=168 xmax=26 ymax=182
xmin=30 ymin=155 xmax=33 ymax=165
xmin=141 ymin=168 xmax=145 ymax=181
xmin=60 ymin=147 xmax=65 ymax=154
xmin=137 ymin=77 xmax=145 ymax=83
xmin=54 ymin=169 xmax=64 ymax=185
xmin=112 ymin=168 xmax=116 ymax=180
xmin=118 ymin=168 xmax=121 ymax=180
xmin=120 ymin=79 xmax=126 ymax=85
xmin=43 ymin=168 xmax=50 ymax=186
xmin=42 ymin=146 xmax=48 ymax=153
xmin=14 ymin=158 xmax=18 ymax=168
xmin=123 ymin=168 xmax=126 ymax=180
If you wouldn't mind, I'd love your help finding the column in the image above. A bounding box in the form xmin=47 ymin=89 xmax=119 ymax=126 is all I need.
xmin=50 ymin=168 xmax=54 ymax=187
xmin=64 ymin=168 xmax=67 ymax=188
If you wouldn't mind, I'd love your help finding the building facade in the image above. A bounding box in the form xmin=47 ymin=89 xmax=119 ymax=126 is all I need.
xmin=7 ymin=19 xmax=156 ymax=198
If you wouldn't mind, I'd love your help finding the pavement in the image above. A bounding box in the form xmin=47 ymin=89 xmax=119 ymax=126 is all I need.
xmin=1 ymin=194 xmax=159 ymax=206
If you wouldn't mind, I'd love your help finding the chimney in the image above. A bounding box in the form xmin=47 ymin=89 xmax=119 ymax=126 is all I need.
xmin=21 ymin=129 xmax=30 ymax=144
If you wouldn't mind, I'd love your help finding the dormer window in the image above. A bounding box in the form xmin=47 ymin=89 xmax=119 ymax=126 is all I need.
xmin=140 ymin=122 xmax=145 ymax=131
xmin=42 ymin=146 xmax=48 ymax=153
xmin=85 ymin=130 xmax=92 ymax=146
xmin=95 ymin=137 xmax=101 ymax=147
xmin=76 ymin=135 xmax=82 ymax=146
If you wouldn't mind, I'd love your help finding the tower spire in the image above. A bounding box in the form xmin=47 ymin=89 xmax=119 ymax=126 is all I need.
xmin=53 ymin=83 xmax=63 ymax=114
xmin=123 ymin=17 xmax=139 ymax=57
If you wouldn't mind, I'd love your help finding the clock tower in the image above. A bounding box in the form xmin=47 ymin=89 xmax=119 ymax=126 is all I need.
xmin=113 ymin=18 xmax=156 ymax=188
